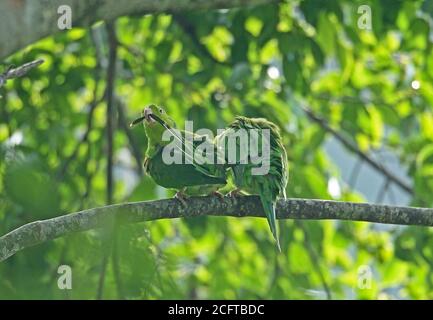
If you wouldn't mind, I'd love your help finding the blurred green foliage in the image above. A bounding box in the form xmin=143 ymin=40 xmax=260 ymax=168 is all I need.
xmin=1 ymin=0 xmax=433 ymax=299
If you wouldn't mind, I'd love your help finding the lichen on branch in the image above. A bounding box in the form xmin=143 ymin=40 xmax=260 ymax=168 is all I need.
xmin=1 ymin=196 xmax=433 ymax=262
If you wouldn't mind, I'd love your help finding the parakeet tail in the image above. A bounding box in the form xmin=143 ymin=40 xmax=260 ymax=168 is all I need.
xmin=260 ymin=196 xmax=281 ymax=252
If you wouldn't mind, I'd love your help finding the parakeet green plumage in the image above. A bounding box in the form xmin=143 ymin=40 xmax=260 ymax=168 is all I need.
xmin=130 ymin=104 xmax=227 ymax=197
xmin=216 ymin=116 xmax=288 ymax=251
xmin=131 ymin=106 xmax=288 ymax=250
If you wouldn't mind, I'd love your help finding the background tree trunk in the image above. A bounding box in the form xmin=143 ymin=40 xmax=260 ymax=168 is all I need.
xmin=0 ymin=0 xmax=277 ymax=59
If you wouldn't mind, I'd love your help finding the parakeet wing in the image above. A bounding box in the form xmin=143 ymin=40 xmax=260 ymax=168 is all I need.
xmin=216 ymin=116 xmax=288 ymax=250
xmin=146 ymin=131 xmax=227 ymax=189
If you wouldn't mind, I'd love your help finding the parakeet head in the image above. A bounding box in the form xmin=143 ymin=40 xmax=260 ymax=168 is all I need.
xmin=130 ymin=104 xmax=176 ymax=155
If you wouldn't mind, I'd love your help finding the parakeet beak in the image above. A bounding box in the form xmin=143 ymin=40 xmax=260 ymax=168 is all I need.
xmin=129 ymin=108 xmax=155 ymax=127
xmin=144 ymin=107 xmax=156 ymax=123
xmin=129 ymin=115 xmax=146 ymax=127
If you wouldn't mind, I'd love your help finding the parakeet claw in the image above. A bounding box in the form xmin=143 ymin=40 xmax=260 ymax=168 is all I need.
xmin=210 ymin=191 xmax=225 ymax=200
xmin=174 ymin=190 xmax=188 ymax=206
xmin=227 ymin=189 xmax=242 ymax=197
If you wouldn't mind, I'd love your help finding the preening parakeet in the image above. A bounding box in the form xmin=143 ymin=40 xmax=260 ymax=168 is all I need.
xmin=216 ymin=116 xmax=288 ymax=251
xmin=130 ymin=104 xmax=227 ymax=198
xmin=131 ymin=106 xmax=288 ymax=250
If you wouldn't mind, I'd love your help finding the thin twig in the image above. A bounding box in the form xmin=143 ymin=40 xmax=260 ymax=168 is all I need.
xmin=57 ymin=93 xmax=103 ymax=180
xmin=79 ymin=129 xmax=103 ymax=210
xmin=0 ymin=59 xmax=44 ymax=88
xmin=301 ymin=105 xmax=413 ymax=195
xmin=96 ymin=251 xmax=109 ymax=299
xmin=116 ymin=40 xmax=143 ymax=58
xmin=106 ymin=22 xmax=117 ymax=205
xmin=348 ymin=157 xmax=363 ymax=189
xmin=295 ymin=221 xmax=332 ymax=300
xmin=375 ymin=178 xmax=391 ymax=204
xmin=116 ymin=96 xmax=143 ymax=176
xmin=111 ymin=227 xmax=125 ymax=299
xmin=96 ymin=20 xmax=118 ymax=300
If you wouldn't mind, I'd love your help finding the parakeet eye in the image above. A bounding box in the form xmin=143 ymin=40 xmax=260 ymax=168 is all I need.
xmin=159 ymin=108 xmax=164 ymax=113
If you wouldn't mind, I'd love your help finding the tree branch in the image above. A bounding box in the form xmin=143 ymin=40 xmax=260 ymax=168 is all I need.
xmin=301 ymin=106 xmax=413 ymax=194
xmin=1 ymin=196 xmax=433 ymax=262
xmin=0 ymin=59 xmax=44 ymax=87
xmin=0 ymin=0 xmax=278 ymax=59
xmin=105 ymin=22 xmax=118 ymax=205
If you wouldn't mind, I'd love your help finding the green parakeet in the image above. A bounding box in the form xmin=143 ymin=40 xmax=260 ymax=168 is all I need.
xmin=130 ymin=104 xmax=227 ymax=199
xmin=131 ymin=106 xmax=288 ymax=250
xmin=216 ymin=116 xmax=288 ymax=251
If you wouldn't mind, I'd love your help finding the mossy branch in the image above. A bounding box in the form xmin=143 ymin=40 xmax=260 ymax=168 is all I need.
xmin=1 ymin=196 xmax=433 ymax=262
